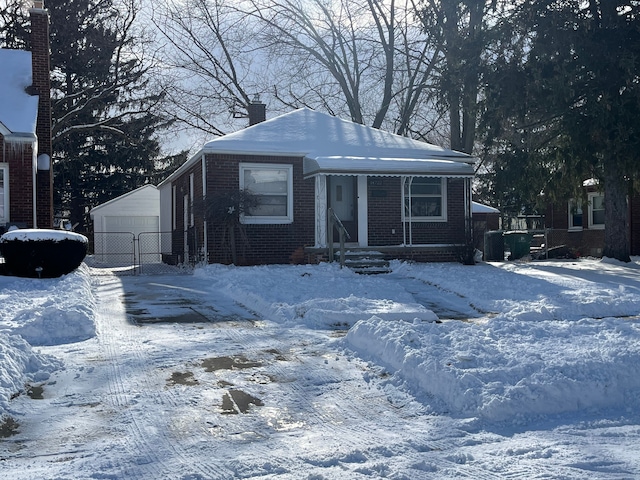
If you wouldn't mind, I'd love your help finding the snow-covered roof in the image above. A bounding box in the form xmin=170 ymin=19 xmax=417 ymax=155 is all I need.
xmin=472 ymin=201 xmax=500 ymax=214
xmin=161 ymin=108 xmax=475 ymax=184
xmin=0 ymin=49 xmax=39 ymax=139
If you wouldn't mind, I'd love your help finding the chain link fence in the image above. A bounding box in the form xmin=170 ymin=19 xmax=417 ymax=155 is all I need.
xmin=82 ymin=231 xmax=190 ymax=275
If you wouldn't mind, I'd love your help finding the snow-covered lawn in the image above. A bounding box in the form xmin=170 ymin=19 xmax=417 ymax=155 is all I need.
xmin=2 ymin=258 xmax=640 ymax=478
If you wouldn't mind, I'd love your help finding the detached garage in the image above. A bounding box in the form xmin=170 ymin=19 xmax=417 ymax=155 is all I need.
xmin=89 ymin=185 xmax=160 ymax=265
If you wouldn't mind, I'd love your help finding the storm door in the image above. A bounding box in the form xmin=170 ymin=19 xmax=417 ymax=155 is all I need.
xmin=328 ymin=175 xmax=358 ymax=242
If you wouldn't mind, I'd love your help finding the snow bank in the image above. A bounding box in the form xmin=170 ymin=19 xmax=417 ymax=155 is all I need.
xmin=0 ymin=264 xmax=96 ymax=344
xmin=392 ymin=259 xmax=640 ymax=321
xmin=0 ymin=334 xmax=61 ymax=413
xmin=0 ymin=264 xmax=96 ymax=413
xmin=194 ymin=263 xmax=437 ymax=328
xmin=346 ymin=315 xmax=640 ymax=422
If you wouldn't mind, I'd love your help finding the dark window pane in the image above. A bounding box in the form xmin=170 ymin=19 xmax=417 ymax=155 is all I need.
xmin=248 ymin=195 xmax=287 ymax=216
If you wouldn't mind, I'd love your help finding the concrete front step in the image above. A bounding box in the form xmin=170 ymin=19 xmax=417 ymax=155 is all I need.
xmin=336 ymin=251 xmax=391 ymax=274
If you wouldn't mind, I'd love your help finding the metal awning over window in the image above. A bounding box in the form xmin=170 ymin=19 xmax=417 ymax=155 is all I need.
xmin=303 ymin=156 xmax=475 ymax=179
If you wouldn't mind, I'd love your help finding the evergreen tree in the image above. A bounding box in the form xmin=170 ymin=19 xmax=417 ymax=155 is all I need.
xmin=481 ymin=0 xmax=640 ymax=261
xmin=415 ymin=0 xmax=506 ymax=154
xmin=2 ymin=0 xmax=186 ymax=230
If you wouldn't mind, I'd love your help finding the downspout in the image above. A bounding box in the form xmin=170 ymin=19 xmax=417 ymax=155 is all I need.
xmin=407 ymin=176 xmax=414 ymax=246
xmin=32 ymin=139 xmax=38 ymax=228
xmin=201 ymin=153 xmax=207 ymax=263
xmin=464 ymin=177 xmax=472 ymax=246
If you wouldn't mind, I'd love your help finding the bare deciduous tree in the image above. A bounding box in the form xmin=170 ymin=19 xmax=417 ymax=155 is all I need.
xmin=152 ymin=0 xmax=446 ymax=140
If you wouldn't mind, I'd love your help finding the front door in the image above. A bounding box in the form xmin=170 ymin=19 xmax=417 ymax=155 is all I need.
xmin=328 ymin=176 xmax=357 ymax=242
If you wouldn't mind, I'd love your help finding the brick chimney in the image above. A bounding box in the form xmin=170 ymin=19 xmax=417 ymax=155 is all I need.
xmin=29 ymin=1 xmax=53 ymax=228
xmin=247 ymin=95 xmax=266 ymax=126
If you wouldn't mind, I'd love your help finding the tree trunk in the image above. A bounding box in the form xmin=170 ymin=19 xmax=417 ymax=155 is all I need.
xmin=602 ymin=161 xmax=630 ymax=262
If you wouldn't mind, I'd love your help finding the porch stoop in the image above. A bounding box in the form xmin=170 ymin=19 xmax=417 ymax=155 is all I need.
xmin=338 ymin=250 xmax=391 ymax=274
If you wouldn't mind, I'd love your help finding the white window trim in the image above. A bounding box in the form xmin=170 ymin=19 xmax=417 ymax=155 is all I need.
xmin=239 ymin=163 xmax=294 ymax=224
xmin=568 ymin=199 xmax=583 ymax=231
xmin=402 ymin=177 xmax=448 ymax=223
xmin=588 ymin=192 xmax=605 ymax=230
xmin=172 ymin=185 xmax=177 ymax=230
xmin=0 ymin=163 xmax=8 ymax=224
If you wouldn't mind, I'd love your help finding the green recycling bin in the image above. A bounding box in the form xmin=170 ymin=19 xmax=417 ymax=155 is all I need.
xmin=483 ymin=230 xmax=504 ymax=261
xmin=503 ymin=231 xmax=532 ymax=260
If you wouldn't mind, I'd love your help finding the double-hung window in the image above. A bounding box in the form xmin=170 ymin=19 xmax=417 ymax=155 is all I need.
xmin=567 ymin=193 xmax=605 ymax=230
xmin=588 ymin=193 xmax=605 ymax=229
xmin=403 ymin=177 xmax=447 ymax=222
xmin=568 ymin=199 xmax=583 ymax=230
xmin=239 ymin=163 xmax=293 ymax=224
xmin=0 ymin=164 xmax=8 ymax=224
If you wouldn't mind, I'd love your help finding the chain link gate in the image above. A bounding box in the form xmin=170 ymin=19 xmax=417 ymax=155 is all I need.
xmin=138 ymin=231 xmax=185 ymax=275
xmin=85 ymin=231 xmax=136 ymax=275
xmin=83 ymin=231 xmax=190 ymax=275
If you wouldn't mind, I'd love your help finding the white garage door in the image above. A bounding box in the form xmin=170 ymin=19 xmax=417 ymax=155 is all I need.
xmin=104 ymin=215 xmax=159 ymax=234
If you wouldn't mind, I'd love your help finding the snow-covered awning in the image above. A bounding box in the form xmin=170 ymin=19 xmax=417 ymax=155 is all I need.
xmin=303 ymin=156 xmax=475 ymax=178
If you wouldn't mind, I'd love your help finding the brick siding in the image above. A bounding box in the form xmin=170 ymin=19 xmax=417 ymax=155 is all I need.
xmin=2 ymin=139 xmax=35 ymax=227
xmin=30 ymin=6 xmax=53 ymax=228
xmin=367 ymin=177 xmax=467 ymax=246
xmin=204 ymin=154 xmax=315 ymax=265
xmin=169 ymin=154 xmax=470 ymax=264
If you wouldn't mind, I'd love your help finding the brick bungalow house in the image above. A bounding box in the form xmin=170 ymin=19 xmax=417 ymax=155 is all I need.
xmin=543 ymin=181 xmax=640 ymax=257
xmin=0 ymin=1 xmax=53 ymax=233
xmin=158 ymin=107 xmax=476 ymax=265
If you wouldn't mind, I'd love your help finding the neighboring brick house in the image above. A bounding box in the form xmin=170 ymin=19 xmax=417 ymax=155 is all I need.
xmin=158 ymin=108 xmax=476 ymax=265
xmin=0 ymin=1 xmax=53 ymax=233
xmin=543 ymin=182 xmax=640 ymax=257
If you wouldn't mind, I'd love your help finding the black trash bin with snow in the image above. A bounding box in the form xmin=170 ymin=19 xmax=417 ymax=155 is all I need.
xmin=483 ymin=230 xmax=504 ymax=261
xmin=0 ymin=229 xmax=88 ymax=278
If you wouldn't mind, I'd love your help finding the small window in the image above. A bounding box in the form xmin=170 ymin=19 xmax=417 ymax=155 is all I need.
xmin=239 ymin=163 xmax=293 ymax=224
xmin=403 ymin=177 xmax=447 ymax=222
xmin=568 ymin=199 xmax=583 ymax=230
xmin=0 ymin=164 xmax=8 ymax=224
xmin=588 ymin=193 xmax=605 ymax=229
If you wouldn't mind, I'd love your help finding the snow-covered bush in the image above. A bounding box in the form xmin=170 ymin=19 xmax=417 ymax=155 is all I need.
xmin=0 ymin=229 xmax=88 ymax=278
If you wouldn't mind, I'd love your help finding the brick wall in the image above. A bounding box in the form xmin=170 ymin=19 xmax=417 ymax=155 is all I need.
xmin=367 ymin=177 xmax=467 ymax=246
xmin=3 ymin=140 xmax=35 ymax=227
xmin=203 ymin=153 xmax=315 ymax=265
xmin=30 ymin=5 xmax=53 ymax=227
xmin=170 ymin=157 xmax=471 ymax=264
xmin=171 ymin=159 xmax=204 ymax=263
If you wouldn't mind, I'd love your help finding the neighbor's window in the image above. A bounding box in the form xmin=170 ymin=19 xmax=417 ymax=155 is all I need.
xmin=403 ymin=177 xmax=447 ymax=222
xmin=239 ymin=163 xmax=293 ymax=224
xmin=568 ymin=199 xmax=583 ymax=230
xmin=588 ymin=193 xmax=605 ymax=229
xmin=0 ymin=164 xmax=8 ymax=224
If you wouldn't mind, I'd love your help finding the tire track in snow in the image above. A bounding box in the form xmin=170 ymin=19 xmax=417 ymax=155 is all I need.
xmin=193 ymin=321 xmax=440 ymax=475
xmin=93 ymin=273 xmax=235 ymax=479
